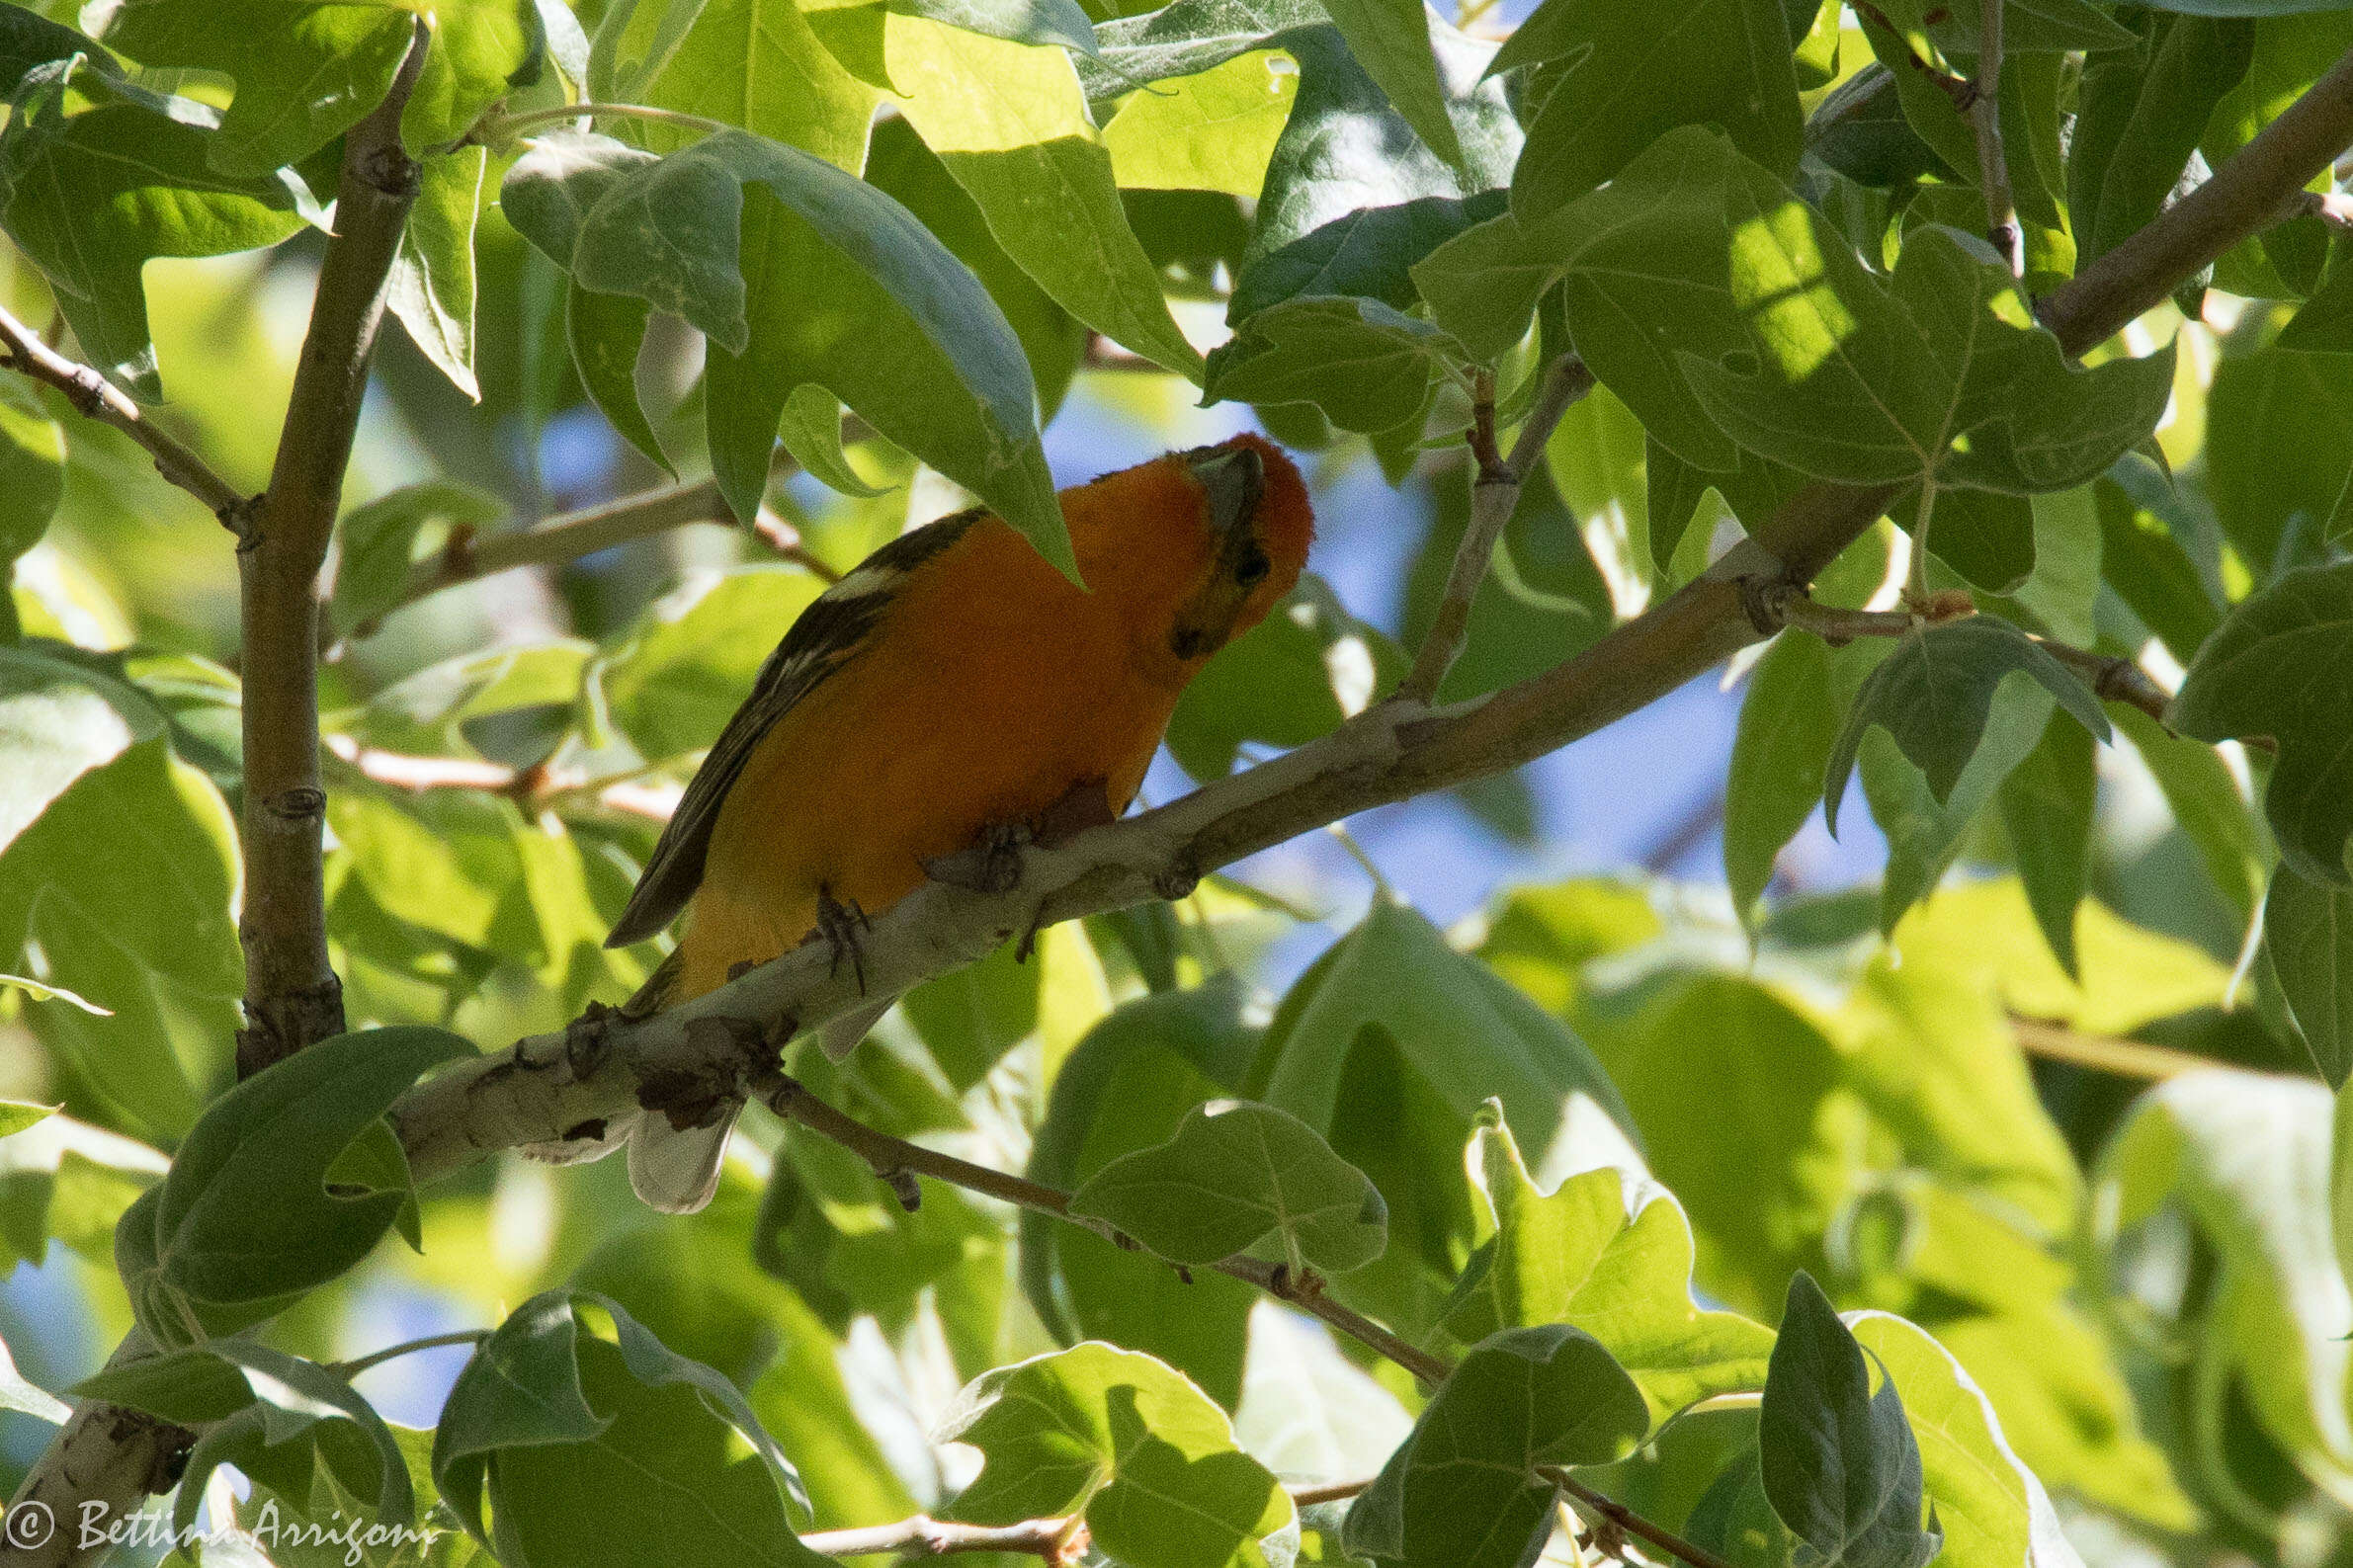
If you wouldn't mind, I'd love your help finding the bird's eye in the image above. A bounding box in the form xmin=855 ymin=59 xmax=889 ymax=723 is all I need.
xmin=1234 ymin=547 xmax=1271 ymax=587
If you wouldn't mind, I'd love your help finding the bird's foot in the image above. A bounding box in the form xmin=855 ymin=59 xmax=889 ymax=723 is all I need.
xmin=813 ymin=886 xmax=872 ymax=994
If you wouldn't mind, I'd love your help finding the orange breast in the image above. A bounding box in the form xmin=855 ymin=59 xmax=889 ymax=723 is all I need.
xmin=669 ymin=521 xmax=1184 ymax=1001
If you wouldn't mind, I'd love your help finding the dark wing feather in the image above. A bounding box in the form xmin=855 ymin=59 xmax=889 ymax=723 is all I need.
xmin=603 ymin=510 xmax=983 ymax=948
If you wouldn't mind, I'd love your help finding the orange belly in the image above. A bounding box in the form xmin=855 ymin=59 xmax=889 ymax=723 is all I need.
xmin=667 ymin=532 xmax=1184 ymax=1001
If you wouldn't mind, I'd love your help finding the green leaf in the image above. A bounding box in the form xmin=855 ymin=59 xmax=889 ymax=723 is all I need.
xmin=1102 ymin=48 xmax=1296 ymax=200
xmin=1572 ymin=970 xmax=1859 ymax=1316
xmin=1447 ymin=1109 xmax=1776 ymax=1421
xmin=598 ymin=564 xmax=828 ymax=762
xmin=104 ymin=0 xmax=544 ymax=176
xmin=1340 ymin=1324 xmax=1648 ymax=1567
xmin=1680 ymin=224 xmax=2174 ymax=493
xmin=1761 ymin=1273 xmax=1943 ymax=1568
xmin=1078 ymin=0 xmax=1326 ymax=98
xmin=1252 ymin=898 xmax=1636 ymax=1334
xmin=1315 ymin=0 xmax=1466 ymax=171
xmin=2205 ymin=346 xmax=2353 ymax=565
xmin=2173 ymin=559 xmax=2353 ymax=883
xmin=1725 ymin=630 xmax=1840 ymax=925
xmin=504 ymin=130 xmax=1066 ymax=567
xmin=2092 ymin=458 xmax=2223 ymax=664
xmin=0 ymin=1326 xmax=67 ymax=1425
xmin=0 ymin=1099 xmax=55 ymax=1139
xmin=1 ymin=736 xmax=240 ymax=1141
xmin=775 ymin=384 xmax=889 ymax=499
xmin=1824 ymin=619 xmax=2109 ymax=832
xmin=566 ymin=281 xmax=669 ymax=472
xmin=2068 ymin=13 xmax=2253 ymax=267
xmin=1249 ymin=21 xmax=1519 ymax=270
xmin=0 ymin=1105 xmax=166 ymax=1276
xmin=591 ymin=0 xmax=881 ymax=173
xmin=1025 ymin=978 xmax=1266 ymax=1408
xmin=1166 ymin=574 xmax=1405 ymax=780
xmin=1916 ymin=485 xmax=2035 ymax=596
xmin=1996 ymin=707 xmax=2096 ymax=978
xmin=885 ymin=13 xmax=1202 ymax=379
xmin=2114 ymin=703 xmax=2266 ymax=920
xmin=0 ymin=371 xmax=64 ymax=628
xmin=1844 ymin=1314 xmax=2083 ymax=1568
xmin=387 ymin=143 xmax=487 ymax=401
xmin=87 ymin=1342 xmax=416 ymax=1534
xmin=943 ymin=1342 xmax=1296 ymax=1568
xmin=0 ymin=643 xmax=160 ymax=855
xmin=1 ymin=5 xmax=114 ymax=102
xmin=1501 ymin=0 xmax=1802 ymax=217
xmin=327 ymin=786 xmax=523 ymax=950
xmin=0 ymin=96 xmax=310 ymax=398
xmin=1070 ymin=1099 xmax=1387 ymax=1274
xmin=2094 ymin=1068 xmax=2353 ymax=1495
xmin=2266 ymin=866 xmax=2353 ymax=1087
xmin=1231 ymin=191 xmax=1505 ymax=323
xmin=1203 ymin=294 xmax=1470 ymax=433
xmin=864 ymin=113 xmax=1087 ymax=415
xmin=330 ymin=479 xmax=508 ymax=638
xmin=434 ymin=1289 xmax=815 ymax=1555
xmin=129 ymin=1027 xmax=472 ymax=1344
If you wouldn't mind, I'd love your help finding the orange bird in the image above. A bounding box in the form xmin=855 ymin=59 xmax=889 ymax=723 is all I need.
xmin=589 ymin=435 xmax=1313 ymax=1209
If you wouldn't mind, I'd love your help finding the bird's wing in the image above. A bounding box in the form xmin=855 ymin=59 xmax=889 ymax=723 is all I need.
xmin=604 ymin=509 xmax=984 ymax=949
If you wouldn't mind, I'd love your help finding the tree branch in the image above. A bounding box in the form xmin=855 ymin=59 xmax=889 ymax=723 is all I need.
xmin=0 ymin=303 xmax=251 ymax=528
xmin=1397 ymin=356 xmax=1595 ymax=703
xmin=1971 ymin=0 xmax=2022 ymax=274
xmin=234 ymin=20 xmax=432 ymax=1078
xmin=323 ymin=735 xmax=680 ymax=824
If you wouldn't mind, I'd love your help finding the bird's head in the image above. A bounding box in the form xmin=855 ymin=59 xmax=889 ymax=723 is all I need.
xmin=1066 ymin=433 xmax=1314 ymax=681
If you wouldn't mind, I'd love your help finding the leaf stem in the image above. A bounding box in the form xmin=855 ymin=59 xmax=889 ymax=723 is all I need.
xmin=1397 ymin=356 xmax=1596 ymax=703
xmin=0 ymin=304 xmax=253 ymax=528
xmin=330 ymin=1329 xmax=490 ymax=1380
xmin=472 ymin=102 xmax=740 ymax=146
xmin=2008 ymin=1018 xmax=2220 ymax=1081
xmin=1905 ymin=478 xmax=1937 ymax=610
xmin=1972 ymin=0 xmax=2023 ymax=274
xmin=798 ymin=1479 xmax=1373 ymax=1560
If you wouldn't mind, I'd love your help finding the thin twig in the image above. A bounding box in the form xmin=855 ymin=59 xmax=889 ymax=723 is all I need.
xmin=761 ymin=1075 xmax=1456 ymax=1386
xmin=1758 ymin=584 xmax=2174 ymax=725
xmin=324 ymin=735 xmax=681 ymax=823
xmin=1972 ymin=0 xmax=2022 ymax=274
xmin=0 ymin=303 xmax=252 ymax=528
xmin=377 ymin=477 xmax=834 ymax=627
xmin=232 ymin=20 xmax=433 ymax=1079
xmin=2278 ymin=186 xmax=2353 ymax=231
xmin=800 ymin=1480 xmax=1372 ymax=1561
xmin=1547 ymin=1469 xmax=1734 ymax=1568
xmin=2009 ymin=1018 xmax=2221 ymax=1081
xmin=1397 ymin=357 xmax=1595 ymax=703
xmin=330 ymin=1329 xmax=490 ymax=1380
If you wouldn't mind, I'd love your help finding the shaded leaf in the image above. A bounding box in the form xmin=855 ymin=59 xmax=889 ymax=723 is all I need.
xmin=944 ymin=1342 xmax=1296 ymax=1568
xmin=1996 ymin=707 xmax=2096 ymax=978
xmin=1341 ymin=1324 xmax=1647 ymax=1567
xmin=1725 ymin=630 xmax=1840 ymax=925
xmin=1824 ymin=619 xmax=2109 ymax=833
xmin=2266 ymin=865 xmax=2353 ymax=1087
xmin=1071 ymin=1099 xmax=1387 ymax=1273
xmin=1760 ymin=1273 xmax=1942 ymax=1568
xmin=2172 ymin=559 xmax=2353 ymax=883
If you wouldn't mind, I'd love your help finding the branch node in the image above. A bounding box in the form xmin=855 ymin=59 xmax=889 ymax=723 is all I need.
xmin=882 ymin=1168 xmax=923 ymax=1212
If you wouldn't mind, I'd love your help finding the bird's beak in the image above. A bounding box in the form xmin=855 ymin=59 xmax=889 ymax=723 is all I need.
xmin=1186 ymin=443 xmax=1266 ymax=538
